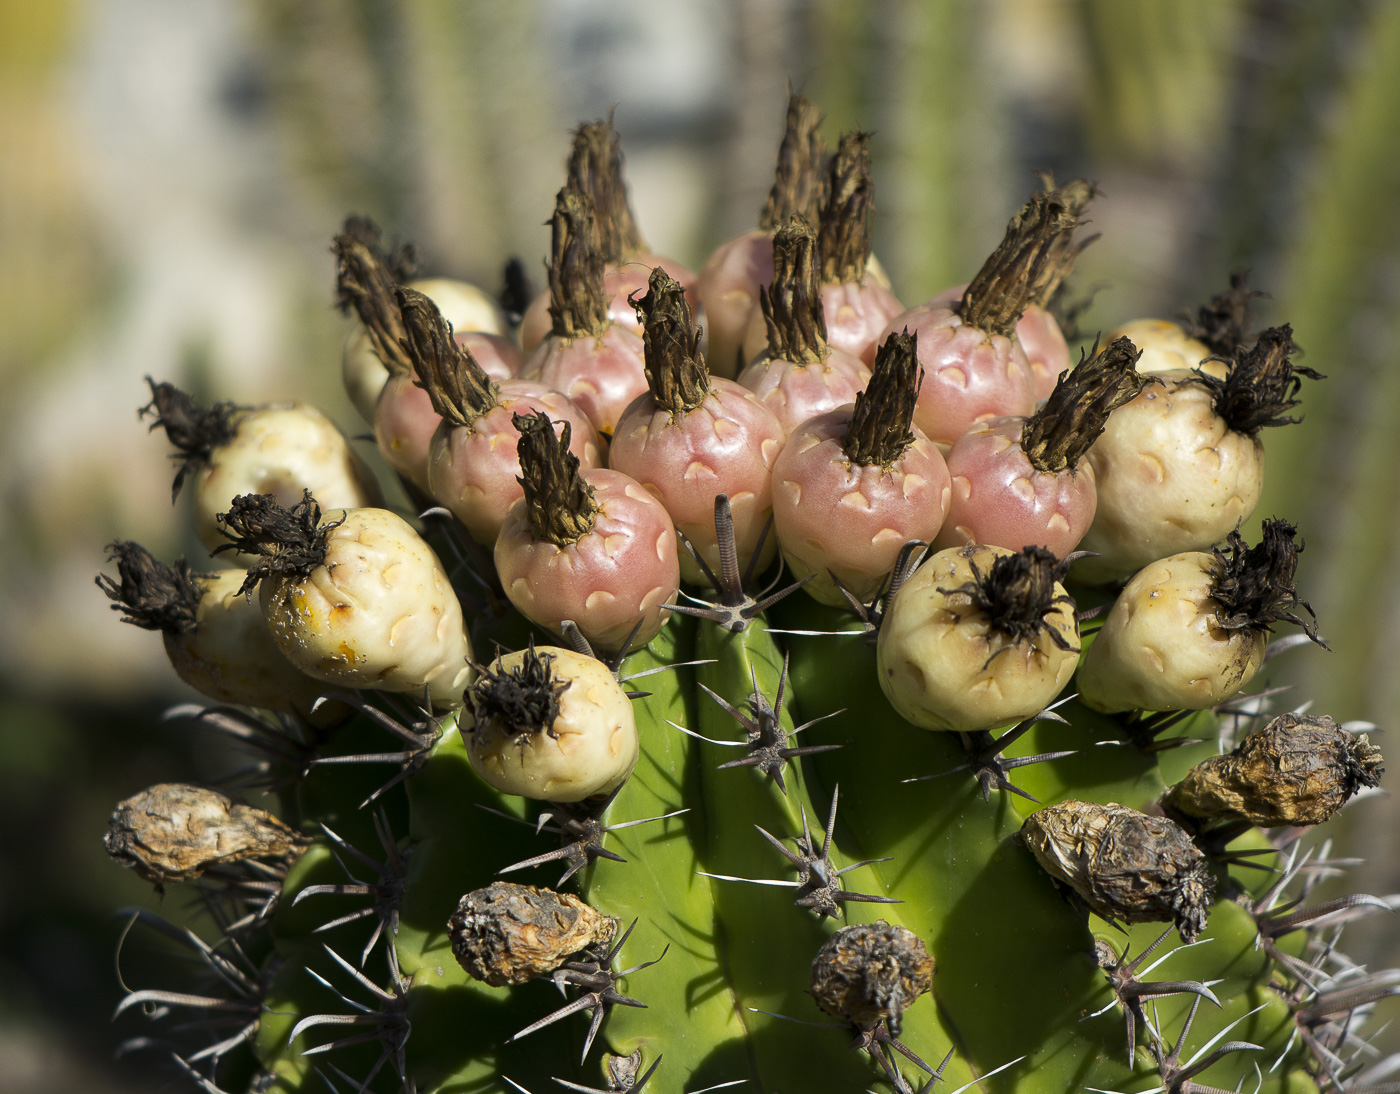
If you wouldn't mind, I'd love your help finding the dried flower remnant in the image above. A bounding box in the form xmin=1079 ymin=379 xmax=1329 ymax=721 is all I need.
xmin=1021 ymin=800 xmax=1214 ymax=943
xmin=104 ymin=783 xmax=303 ymax=884
xmin=810 ymin=920 xmax=933 ymax=1035
xmin=1165 ymin=714 xmax=1383 ymax=828
xmin=448 ymin=882 xmax=616 ymax=987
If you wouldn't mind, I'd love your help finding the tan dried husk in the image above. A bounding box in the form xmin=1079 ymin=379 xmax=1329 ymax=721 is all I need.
xmin=1021 ymin=800 xmax=1213 ymax=942
xmin=448 ymin=881 xmax=617 ymax=987
xmin=1165 ymin=713 xmax=1384 ymax=827
xmin=810 ymin=920 xmax=934 ymax=1031
xmin=104 ymin=783 xmax=303 ymax=884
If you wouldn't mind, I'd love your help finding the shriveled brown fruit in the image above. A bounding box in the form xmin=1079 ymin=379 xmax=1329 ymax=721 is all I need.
xmin=1021 ymin=800 xmax=1214 ymax=943
xmin=104 ymin=783 xmax=303 ymax=884
xmin=810 ymin=921 xmax=934 ymax=1035
xmin=448 ymin=881 xmax=616 ymax=987
xmin=1165 ymin=714 xmax=1384 ymax=828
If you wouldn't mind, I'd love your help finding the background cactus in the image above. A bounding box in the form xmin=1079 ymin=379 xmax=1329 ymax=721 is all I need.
xmin=8 ymin=5 xmax=1400 ymax=1094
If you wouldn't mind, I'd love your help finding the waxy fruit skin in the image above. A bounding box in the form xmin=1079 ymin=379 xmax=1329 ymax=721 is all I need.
xmin=521 ymin=324 xmax=650 ymax=438
xmin=934 ymin=415 xmax=1096 ymax=558
xmin=610 ymin=379 xmax=786 ymax=586
xmin=494 ymin=469 xmax=680 ymax=653
xmin=1076 ymin=372 xmax=1262 ymax=584
xmin=463 ymin=647 xmax=639 ymax=803
xmin=1109 ymin=318 xmax=1228 ymax=381
xmin=192 ymin=404 xmax=382 ymax=554
xmin=1077 ymin=551 xmax=1266 ymax=714
xmin=771 ymin=405 xmax=951 ymax=607
xmin=164 ymin=568 xmax=344 ymax=726
xmin=736 ymin=345 xmax=871 ymax=437
xmin=880 ymin=303 xmax=1038 ymax=448
xmin=877 ymin=544 xmax=1078 ymax=732
xmin=258 ymin=507 xmax=473 ymax=708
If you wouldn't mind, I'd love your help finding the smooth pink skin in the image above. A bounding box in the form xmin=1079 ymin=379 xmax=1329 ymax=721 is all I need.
xmin=1015 ymin=306 xmax=1070 ymax=401
xmin=610 ymin=378 xmax=786 ymax=585
xmin=519 ymin=254 xmax=699 ymax=352
xmin=520 ymin=324 xmax=649 ymax=437
xmin=695 ymin=228 xmax=774 ymax=379
xmin=736 ymin=346 xmax=871 ymax=437
xmin=427 ymin=382 xmax=605 ymax=546
xmin=933 ymin=416 xmax=1096 ymax=557
xmin=772 ymin=406 xmax=952 ymax=607
xmin=495 ymin=468 xmax=680 ymax=652
xmin=374 ymin=372 xmax=441 ymax=491
xmin=820 ymin=279 xmax=905 ymax=365
xmin=457 ymin=331 xmax=523 ymax=382
xmin=881 ymin=303 xmax=1036 ymax=447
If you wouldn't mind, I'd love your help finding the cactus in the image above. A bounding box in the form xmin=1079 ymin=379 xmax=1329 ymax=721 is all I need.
xmin=99 ymin=117 xmax=1396 ymax=1094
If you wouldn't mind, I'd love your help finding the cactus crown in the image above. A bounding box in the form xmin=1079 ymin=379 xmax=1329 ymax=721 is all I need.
xmin=1208 ymin=517 xmax=1324 ymax=643
xmin=939 ymin=545 xmax=1077 ymax=653
xmin=333 ymin=215 xmax=417 ymax=376
xmin=397 ymin=286 xmax=499 ymax=427
xmin=213 ymin=490 xmax=334 ymax=594
xmin=514 ymin=411 xmax=598 ymax=544
xmin=96 ymin=540 xmax=203 ymax=634
xmin=467 ymin=644 xmax=570 ymax=741
xmin=546 ymin=186 xmax=611 ymax=341
xmin=760 ymin=89 xmax=828 ymax=229
xmin=1182 ymin=268 xmax=1264 ymax=358
xmin=633 ymin=267 xmax=710 ymax=414
xmin=960 ymin=185 xmax=1083 ymax=338
xmin=567 ymin=117 xmax=644 ymax=262
xmin=842 ymin=328 xmax=921 ymax=468
xmin=1020 ymin=335 xmax=1150 ymax=473
xmin=140 ymin=378 xmax=242 ymax=501
xmin=817 ymin=132 xmax=875 ymax=285
xmin=1189 ymin=323 xmax=1324 ymax=434
xmin=760 ymin=217 xmax=829 ymax=364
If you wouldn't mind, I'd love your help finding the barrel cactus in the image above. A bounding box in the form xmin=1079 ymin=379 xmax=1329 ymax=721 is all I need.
xmin=100 ymin=102 xmax=1396 ymax=1094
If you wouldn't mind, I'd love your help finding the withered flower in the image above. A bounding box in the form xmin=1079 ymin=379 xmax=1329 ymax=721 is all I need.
xmin=1164 ymin=713 xmax=1383 ymax=828
xmin=448 ymin=881 xmax=616 ymax=987
xmin=1021 ymin=800 xmax=1214 ymax=943
xmin=104 ymin=783 xmax=303 ymax=884
xmin=809 ymin=921 xmax=933 ymax=1035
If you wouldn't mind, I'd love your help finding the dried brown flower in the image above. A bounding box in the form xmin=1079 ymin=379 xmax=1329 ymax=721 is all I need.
xmin=448 ymin=881 xmax=616 ymax=987
xmin=1164 ymin=713 xmax=1383 ymax=828
xmin=809 ymin=920 xmax=933 ymax=1035
xmin=104 ymin=783 xmax=303 ymax=884
xmin=1021 ymin=800 xmax=1214 ymax=943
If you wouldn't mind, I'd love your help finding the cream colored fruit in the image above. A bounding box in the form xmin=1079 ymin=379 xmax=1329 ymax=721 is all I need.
xmin=1077 ymin=551 xmax=1266 ymax=713
xmin=877 ymin=544 xmax=1079 ymax=732
xmin=194 ymin=405 xmax=382 ymax=554
xmin=463 ymin=647 xmax=638 ymax=802
xmin=1110 ymin=319 xmax=1228 ymax=380
xmin=342 ymin=277 xmax=507 ymax=422
xmin=258 ymin=508 xmax=473 ymax=708
xmin=164 ymin=569 xmax=344 ymax=725
xmin=1076 ymin=372 xmax=1262 ymax=583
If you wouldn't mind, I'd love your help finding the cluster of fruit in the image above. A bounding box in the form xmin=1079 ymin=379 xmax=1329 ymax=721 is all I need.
xmin=98 ymin=92 xmax=1392 ymax=1094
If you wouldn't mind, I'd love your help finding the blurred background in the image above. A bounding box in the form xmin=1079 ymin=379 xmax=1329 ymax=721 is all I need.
xmin=2 ymin=0 xmax=1399 ymax=1089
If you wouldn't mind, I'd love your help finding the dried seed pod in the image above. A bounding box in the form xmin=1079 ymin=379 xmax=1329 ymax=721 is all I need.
xmin=809 ymin=921 xmax=933 ymax=1035
xmin=1021 ymin=800 xmax=1214 ymax=943
xmin=104 ymin=783 xmax=303 ymax=884
xmin=463 ymin=645 xmax=639 ymax=802
xmin=448 ymin=881 xmax=616 ymax=987
xmin=1164 ymin=714 xmax=1384 ymax=827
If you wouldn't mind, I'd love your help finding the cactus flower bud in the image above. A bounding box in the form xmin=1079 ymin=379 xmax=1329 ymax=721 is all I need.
xmin=810 ymin=921 xmax=933 ymax=1035
xmin=462 ymin=645 xmax=639 ymax=803
xmin=104 ymin=783 xmax=303 ymax=884
xmin=1164 ymin=714 xmax=1383 ymax=828
xmin=1021 ymin=800 xmax=1214 ymax=943
xmin=448 ymin=881 xmax=616 ymax=987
